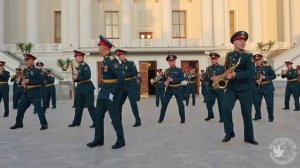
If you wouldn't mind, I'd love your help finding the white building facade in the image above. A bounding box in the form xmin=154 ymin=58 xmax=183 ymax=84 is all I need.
xmin=1 ymin=0 xmax=300 ymax=96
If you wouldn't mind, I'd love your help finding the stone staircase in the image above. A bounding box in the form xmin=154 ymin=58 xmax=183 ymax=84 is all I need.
xmin=271 ymin=45 xmax=300 ymax=74
xmin=0 ymin=50 xmax=64 ymax=81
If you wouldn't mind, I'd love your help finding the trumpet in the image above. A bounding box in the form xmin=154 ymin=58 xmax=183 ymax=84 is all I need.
xmin=212 ymin=58 xmax=241 ymax=89
xmin=150 ymin=76 xmax=162 ymax=85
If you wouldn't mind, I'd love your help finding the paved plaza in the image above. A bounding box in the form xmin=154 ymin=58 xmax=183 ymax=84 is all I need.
xmin=0 ymin=96 xmax=299 ymax=168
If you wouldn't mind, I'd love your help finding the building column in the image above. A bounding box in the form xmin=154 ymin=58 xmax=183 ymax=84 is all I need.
xmin=213 ymin=0 xmax=225 ymax=47
xmin=250 ymin=0 xmax=262 ymax=43
xmin=201 ymin=0 xmax=213 ymax=46
xmin=79 ymin=0 xmax=92 ymax=48
xmin=68 ymin=0 xmax=79 ymax=49
xmin=27 ymin=0 xmax=38 ymax=43
xmin=121 ymin=0 xmax=133 ymax=47
xmin=0 ymin=0 xmax=4 ymax=50
xmin=290 ymin=0 xmax=300 ymax=45
xmin=161 ymin=0 xmax=172 ymax=47
xmin=283 ymin=0 xmax=290 ymax=47
xmin=224 ymin=0 xmax=230 ymax=47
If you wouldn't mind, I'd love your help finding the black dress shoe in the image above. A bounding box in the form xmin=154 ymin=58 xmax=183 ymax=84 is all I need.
xmin=192 ymin=104 xmax=195 ymax=106
xmin=293 ymin=108 xmax=300 ymax=111
xmin=68 ymin=123 xmax=80 ymax=127
xmin=51 ymin=107 xmax=56 ymax=109
xmin=112 ymin=142 xmax=125 ymax=149
xmin=180 ymin=120 xmax=185 ymax=124
xmin=253 ymin=118 xmax=261 ymax=121
xmin=158 ymin=120 xmax=163 ymax=123
xmin=268 ymin=118 xmax=274 ymax=122
xmin=87 ymin=140 xmax=104 ymax=147
xmin=204 ymin=116 xmax=214 ymax=121
xmin=282 ymin=107 xmax=289 ymax=110
xmin=244 ymin=139 xmax=259 ymax=145
xmin=89 ymin=124 xmax=96 ymax=128
xmin=3 ymin=114 xmax=9 ymax=117
xmin=222 ymin=133 xmax=235 ymax=142
xmin=10 ymin=124 xmax=23 ymax=129
xmin=219 ymin=120 xmax=223 ymax=123
xmin=40 ymin=125 xmax=48 ymax=130
xmin=132 ymin=122 xmax=141 ymax=127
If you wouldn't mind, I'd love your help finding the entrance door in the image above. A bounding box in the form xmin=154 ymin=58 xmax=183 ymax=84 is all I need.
xmin=181 ymin=60 xmax=200 ymax=94
xmin=139 ymin=61 xmax=157 ymax=96
xmin=139 ymin=62 xmax=149 ymax=97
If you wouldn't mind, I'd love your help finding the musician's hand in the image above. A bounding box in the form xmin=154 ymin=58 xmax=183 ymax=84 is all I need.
xmin=211 ymin=76 xmax=220 ymax=81
xmin=226 ymin=71 xmax=236 ymax=79
xmin=256 ymin=80 xmax=261 ymax=84
xmin=164 ymin=81 xmax=169 ymax=86
xmin=22 ymin=79 xmax=29 ymax=84
xmin=72 ymin=75 xmax=77 ymax=80
xmin=168 ymin=77 xmax=173 ymax=82
xmin=260 ymin=75 xmax=265 ymax=79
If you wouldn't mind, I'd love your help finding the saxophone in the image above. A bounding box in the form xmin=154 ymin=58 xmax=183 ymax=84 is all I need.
xmin=212 ymin=57 xmax=241 ymax=89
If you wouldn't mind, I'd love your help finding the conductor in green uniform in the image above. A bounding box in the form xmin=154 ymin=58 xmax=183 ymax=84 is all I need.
xmin=10 ymin=54 xmax=48 ymax=130
xmin=0 ymin=61 xmax=10 ymax=117
xmin=204 ymin=53 xmax=225 ymax=122
xmin=281 ymin=61 xmax=300 ymax=111
xmin=252 ymin=54 xmax=276 ymax=122
xmin=158 ymin=55 xmax=185 ymax=124
xmin=87 ymin=35 xmax=125 ymax=149
xmin=221 ymin=31 xmax=258 ymax=145
xmin=68 ymin=50 xmax=96 ymax=128
xmin=116 ymin=49 xmax=141 ymax=127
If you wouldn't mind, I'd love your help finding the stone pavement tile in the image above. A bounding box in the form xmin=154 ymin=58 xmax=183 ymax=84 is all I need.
xmin=0 ymin=97 xmax=299 ymax=168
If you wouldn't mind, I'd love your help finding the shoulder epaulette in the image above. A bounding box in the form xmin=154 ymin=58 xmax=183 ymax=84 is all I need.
xmin=109 ymin=55 xmax=115 ymax=60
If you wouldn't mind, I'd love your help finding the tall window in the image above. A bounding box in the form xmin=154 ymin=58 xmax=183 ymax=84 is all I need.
xmin=229 ymin=10 xmax=236 ymax=37
xmin=105 ymin=11 xmax=119 ymax=39
xmin=54 ymin=11 xmax=61 ymax=43
xmin=172 ymin=11 xmax=186 ymax=39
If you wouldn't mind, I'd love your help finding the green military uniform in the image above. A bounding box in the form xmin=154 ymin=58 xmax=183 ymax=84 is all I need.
xmin=205 ymin=62 xmax=225 ymax=122
xmin=0 ymin=61 xmax=10 ymax=117
xmin=10 ymin=54 xmax=48 ymax=130
xmin=33 ymin=62 xmax=47 ymax=114
xmin=200 ymin=71 xmax=208 ymax=103
xmin=182 ymin=73 xmax=187 ymax=101
xmin=222 ymin=49 xmax=256 ymax=141
xmin=253 ymin=55 xmax=276 ymax=121
xmin=69 ymin=51 xmax=96 ymax=127
xmin=117 ymin=58 xmax=141 ymax=126
xmin=153 ymin=70 xmax=165 ymax=107
xmin=185 ymin=71 xmax=196 ymax=106
xmin=44 ymin=71 xmax=56 ymax=109
xmin=87 ymin=35 xmax=125 ymax=149
xmin=281 ymin=63 xmax=300 ymax=111
xmin=10 ymin=69 xmax=24 ymax=109
xmin=159 ymin=55 xmax=185 ymax=123
xmin=90 ymin=53 xmax=125 ymax=147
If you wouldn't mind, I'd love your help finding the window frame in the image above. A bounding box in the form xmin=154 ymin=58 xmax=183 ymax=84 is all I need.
xmin=105 ymin=11 xmax=119 ymax=39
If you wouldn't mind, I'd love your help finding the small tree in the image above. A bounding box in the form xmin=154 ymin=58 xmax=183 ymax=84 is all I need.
xmin=257 ymin=40 xmax=276 ymax=51
xmin=16 ymin=42 xmax=34 ymax=53
xmin=57 ymin=58 xmax=73 ymax=71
